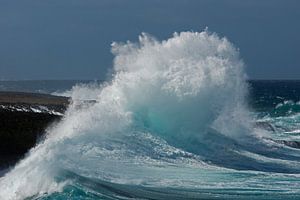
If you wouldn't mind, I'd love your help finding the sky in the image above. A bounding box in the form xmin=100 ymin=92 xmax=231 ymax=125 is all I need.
xmin=0 ymin=0 xmax=299 ymax=80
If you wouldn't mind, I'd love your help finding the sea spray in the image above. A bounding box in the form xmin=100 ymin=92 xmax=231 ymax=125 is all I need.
xmin=0 ymin=30 xmax=253 ymax=199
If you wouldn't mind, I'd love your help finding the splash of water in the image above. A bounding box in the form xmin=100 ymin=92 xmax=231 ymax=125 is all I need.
xmin=0 ymin=30 xmax=251 ymax=199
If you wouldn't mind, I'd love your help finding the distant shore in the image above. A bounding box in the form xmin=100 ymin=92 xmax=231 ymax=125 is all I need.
xmin=0 ymin=92 xmax=69 ymax=170
xmin=0 ymin=91 xmax=69 ymax=105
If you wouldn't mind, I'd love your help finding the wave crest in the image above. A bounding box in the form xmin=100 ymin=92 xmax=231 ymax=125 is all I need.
xmin=0 ymin=30 xmax=252 ymax=199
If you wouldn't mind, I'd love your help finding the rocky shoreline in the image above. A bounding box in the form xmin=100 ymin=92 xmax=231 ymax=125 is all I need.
xmin=0 ymin=92 xmax=69 ymax=170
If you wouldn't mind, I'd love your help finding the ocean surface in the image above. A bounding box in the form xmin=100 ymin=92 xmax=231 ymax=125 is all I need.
xmin=1 ymin=31 xmax=300 ymax=199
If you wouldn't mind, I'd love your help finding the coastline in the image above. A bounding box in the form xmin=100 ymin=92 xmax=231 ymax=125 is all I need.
xmin=0 ymin=92 xmax=69 ymax=171
xmin=0 ymin=91 xmax=69 ymax=105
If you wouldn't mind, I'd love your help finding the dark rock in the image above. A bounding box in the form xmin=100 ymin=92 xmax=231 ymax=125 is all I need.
xmin=0 ymin=92 xmax=69 ymax=170
xmin=0 ymin=110 xmax=62 ymax=154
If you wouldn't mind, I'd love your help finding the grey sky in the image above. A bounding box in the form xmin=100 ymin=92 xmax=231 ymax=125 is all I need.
xmin=0 ymin=0 xmax=299 ymax=80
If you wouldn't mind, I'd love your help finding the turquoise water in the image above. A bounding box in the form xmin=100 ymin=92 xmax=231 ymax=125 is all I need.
xmin=1 ymin=31 xmax=300 ymax=200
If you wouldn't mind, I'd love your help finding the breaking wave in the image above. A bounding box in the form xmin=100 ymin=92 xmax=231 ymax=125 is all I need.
xmin=1 ymin=31 xmax=300 ymax=200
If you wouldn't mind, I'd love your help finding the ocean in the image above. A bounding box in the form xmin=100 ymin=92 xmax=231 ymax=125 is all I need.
xmin=0 ymin=31 xmax=300 ymax=199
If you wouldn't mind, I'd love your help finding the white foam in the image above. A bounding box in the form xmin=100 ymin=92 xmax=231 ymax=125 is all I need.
xmin=0 ymin=30 xmax=249 ymax=199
